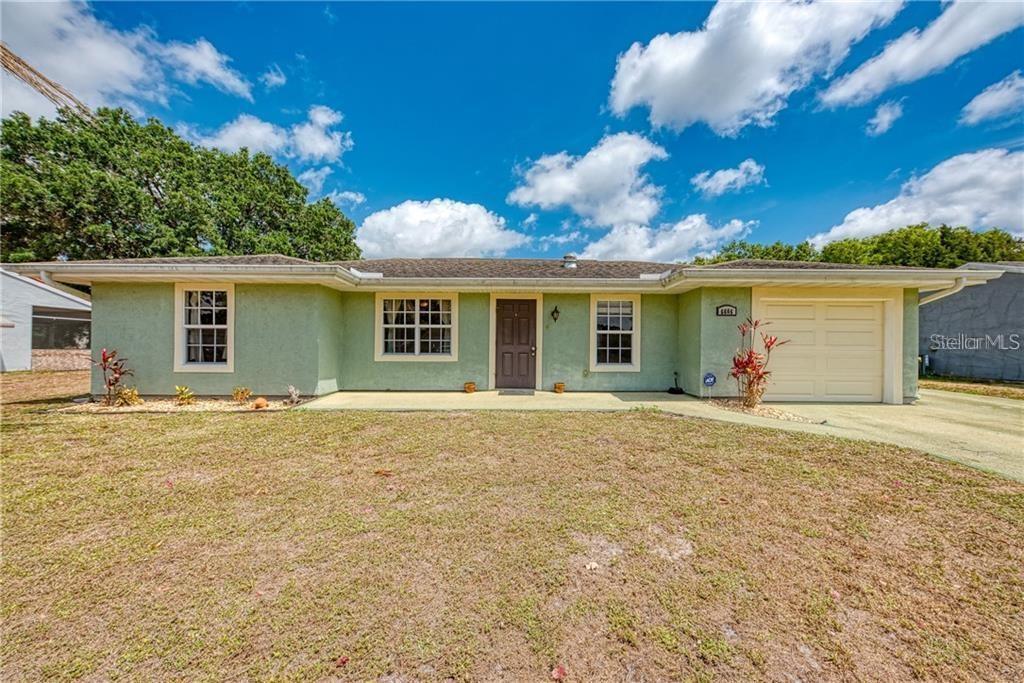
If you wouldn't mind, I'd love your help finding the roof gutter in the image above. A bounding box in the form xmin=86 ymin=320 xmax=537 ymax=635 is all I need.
xmin=919 ymin=276 xmax=968 ymax=306
xmin=38 ymin=269 xmax=57 ymax=287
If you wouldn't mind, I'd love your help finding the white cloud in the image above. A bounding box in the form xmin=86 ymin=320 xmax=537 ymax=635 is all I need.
xmin=357 ymin=199 xmax=529 ymax=258
xmin=538 ymin=230 xmax=584 ymax=252
xmin=581 ymin=215 xmax=753 ymax=262
xmin=960 ymin=71 xmax=1024 ymax=126
xmin=507 ymin=133 xmax=668 ymax=228
xmin=160 ymin=38 xmax=252 ymax=101
xmin=297 ymin=166 xmax=333 ymax=196
xmin=325 ymin=190 xmax=366 ymax=207
xmin=609 ymin=1 xmax=902 ymax=135
xmin=0 ymin=1 xmax=166 ymax=118
xmin=866 ymin=101 xmax=903 ymax=136
xmin=0 ymin=2 xmax=256 ymax=119
xmin=810 ymin=148 xmax=1024 ymax=246
xmin=691 ymin=159 xmax=765 ymax=197
xmin=821 ymin=1 xmax=1024 ymax=107
xmin=522 ymin=213 xmax=539 ymax=229
xmin=291 ymin=105 xmax=353 ymax=163
xmin=188 ymin=106 xmax=353 ymax=163
xmin=192 ymin=114 xmax=290 ymax=155
xmin=260 ymin=64 xmax=287 ymax=90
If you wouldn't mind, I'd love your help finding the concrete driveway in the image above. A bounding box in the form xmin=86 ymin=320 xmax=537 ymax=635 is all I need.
xmin=777 ymin=389 xmax=1023 ymax=482
xmin=304 ymin=388 xmax=1022 ymax=482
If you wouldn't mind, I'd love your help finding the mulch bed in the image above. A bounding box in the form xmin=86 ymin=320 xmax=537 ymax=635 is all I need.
xmin=711 ymin=399 xmax=822 ymax=424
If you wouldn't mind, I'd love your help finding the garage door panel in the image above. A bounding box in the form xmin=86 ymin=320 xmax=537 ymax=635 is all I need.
xmin=825 ymin=330 xmax=880 ymax=346
xmin=825 ymin=353 xmax=880 ymax=373
xmin=760 ymin=298 xmax=883 ymax=403
xmin=770 ymin=379 xmax=817 ymax=398
xmin=824 ymin=304 xmax=879 ymax=320
xmin=772 ymin=329 xmax=817 ymax=346
xmin=773 ymin=356 xmax=822 ymax=372
xmin=763 ymin=303 xmax=815 ymax=319
xmin=824 ymin=380 xmax=882 ymax=401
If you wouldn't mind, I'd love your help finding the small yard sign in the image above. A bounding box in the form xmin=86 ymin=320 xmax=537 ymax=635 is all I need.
xmin=715 ymin=304 xmax=737 ymax=317
xmin=703 ymin=372 xmax=716 ymax=387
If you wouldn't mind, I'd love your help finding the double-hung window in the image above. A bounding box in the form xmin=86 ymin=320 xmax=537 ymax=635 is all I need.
xmin=377 ymin=295 xmax=458 ymax=361
xmin=174 ymin=283 xmax=234 ymax=372
xmin=591 ymin=295 xmax=640 ymax=371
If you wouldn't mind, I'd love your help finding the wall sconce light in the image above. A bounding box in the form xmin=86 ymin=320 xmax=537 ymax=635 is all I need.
xmin=551 ymin=306 xmax=560 ymax=322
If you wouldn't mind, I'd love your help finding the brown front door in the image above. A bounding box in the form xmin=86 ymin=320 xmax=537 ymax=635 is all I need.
xmin=495 ymin=299 xmax=536 ymax=389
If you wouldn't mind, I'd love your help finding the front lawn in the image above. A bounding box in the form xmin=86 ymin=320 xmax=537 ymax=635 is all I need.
xmin=2 ymin=374 xmax=1022 ymax=680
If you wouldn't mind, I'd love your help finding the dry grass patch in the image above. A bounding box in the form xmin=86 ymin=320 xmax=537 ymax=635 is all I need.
xmin=920 ymin=377 xmax=1024 ymax=400
xmin=1 ymin=381 xmax=1022 ymax=681
xmin=0 ymin=369 xmax=89 ymax=404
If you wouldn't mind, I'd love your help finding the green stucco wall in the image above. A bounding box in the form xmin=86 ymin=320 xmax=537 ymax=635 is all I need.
xmin=89 ymin=282 xmax=921 ymax=400
xmin=91 ymin=283 xmax=333 ymax=396
xmin=316 ymin=289 xmax=345 ymax=395
xmin=903 ymin=288 xmax=919 ymax=402
xmin=676 ymin=290 xmax=702 ymax=394
xmin=337 ymin=292 xmax=490 ymax=390
xmin=696 ymin=287 xmax=752 ymax=398
xmin=541 ymin=293 xmax=679 ymax=391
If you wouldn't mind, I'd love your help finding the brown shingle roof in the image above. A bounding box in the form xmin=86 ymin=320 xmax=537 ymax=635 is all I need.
xmin=8 ymin=254 xmax=313 ymax=266
xmin=332 ymin=258 xmax=680 ymax=279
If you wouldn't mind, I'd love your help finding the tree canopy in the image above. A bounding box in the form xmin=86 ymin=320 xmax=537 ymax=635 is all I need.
xmin=692 ymin=223 xmax=1023 ymax=268
xmin=1 ymin=108 xmax=360 ymax=262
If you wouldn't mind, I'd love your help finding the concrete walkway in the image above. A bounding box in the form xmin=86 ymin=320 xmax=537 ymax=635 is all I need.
xmin=302 ymin=388 xmax=1023 ymax=482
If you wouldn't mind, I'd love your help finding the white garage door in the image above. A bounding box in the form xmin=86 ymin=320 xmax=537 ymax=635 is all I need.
xmin=762 ymin=299 xmax=884 ymax=402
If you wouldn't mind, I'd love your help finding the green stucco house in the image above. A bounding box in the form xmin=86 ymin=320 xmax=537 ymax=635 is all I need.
xmin=6 ymin=255 xmax=1000 ymax=403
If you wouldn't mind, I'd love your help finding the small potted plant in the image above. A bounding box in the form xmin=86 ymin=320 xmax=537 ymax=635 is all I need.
xmin=553 ymin=382 xmax=565 ymax=394
xmin=464 ymin=381 xmax=477 ymax=393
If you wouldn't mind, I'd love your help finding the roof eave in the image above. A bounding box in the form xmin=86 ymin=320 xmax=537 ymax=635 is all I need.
xmin=663 ymin=267 xmax=1003 ymax=292
xmin=3 ymin=261 xmax=1004 ymax=293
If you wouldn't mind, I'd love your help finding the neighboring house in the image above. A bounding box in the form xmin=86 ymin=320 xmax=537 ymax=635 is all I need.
xmin=1 ymin=255 xmax=1001 ymax=403
xmin=919 ymin=262 xmax=1023 ymax=382
xmin=0 ymin=268 xmax=92 ymax=372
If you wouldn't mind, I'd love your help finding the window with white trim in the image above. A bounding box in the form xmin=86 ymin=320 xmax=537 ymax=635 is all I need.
xmin=182 ymin=289 xmax=229 ymax=364
xmin=595 ymin=299 xmax=634 ymax=365
xmin=382 ymin=297 xmax=453 ymax=356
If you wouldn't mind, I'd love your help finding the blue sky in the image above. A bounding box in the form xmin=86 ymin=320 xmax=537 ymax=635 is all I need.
xmin=3 ymin=1 xmax=1023 ymax=261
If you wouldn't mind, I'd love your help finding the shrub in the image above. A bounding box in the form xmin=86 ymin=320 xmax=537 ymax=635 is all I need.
xmin=93 ymin=348 xmax=133 ymax=406
xmin=114 ymin=386 xmax=144 ymax=407
xmin=174 ymin=385 xmax=195 ymax=406
xmin=284 ymin=385 xmax=302 ymax=406
xmin=730 ymin=318 xmax=788 ymax=408
xmin=231 ymin=386 xmax=253 ymax=404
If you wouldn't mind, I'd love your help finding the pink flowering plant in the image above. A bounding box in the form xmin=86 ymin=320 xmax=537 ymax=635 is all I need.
xmin=93 ymin=348 xmax=134 ymax=406
xmin=730 ymin=318 xmax=788 ymax=408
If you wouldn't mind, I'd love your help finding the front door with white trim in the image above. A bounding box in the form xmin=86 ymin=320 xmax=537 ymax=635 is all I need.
xmin=494 ymin=299 xmax=536 ymax=389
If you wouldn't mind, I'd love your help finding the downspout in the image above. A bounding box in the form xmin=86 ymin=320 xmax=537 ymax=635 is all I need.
xmin=920 ymin=277 xmax=967 ymax=305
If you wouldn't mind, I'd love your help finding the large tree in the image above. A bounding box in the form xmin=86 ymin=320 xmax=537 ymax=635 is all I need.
xmin=0 ymin=108 xmax=360 ymax=262
xmin=693 ymin=223 xmax=1023 ymax=267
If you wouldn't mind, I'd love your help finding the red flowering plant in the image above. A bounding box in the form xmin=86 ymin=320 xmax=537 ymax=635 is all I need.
xmin=93 ymin=348 xmax=134 ymax=406
xmin=730 ymin=318 xmax=788 ymax=408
